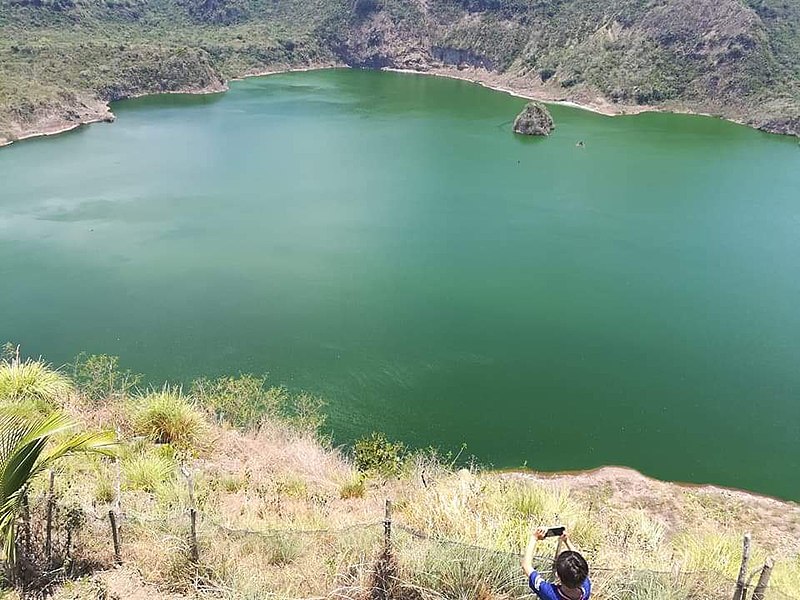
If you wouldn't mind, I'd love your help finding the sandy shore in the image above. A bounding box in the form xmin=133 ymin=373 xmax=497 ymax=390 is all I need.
xmin=384 ymin=66 xmax=633 ymax=116
xmin=382 ymin=65 xmax=742 ymax=124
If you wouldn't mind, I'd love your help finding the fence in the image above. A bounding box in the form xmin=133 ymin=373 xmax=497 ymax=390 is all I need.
xmin=14 ymin=490 xmax=794 ymax=600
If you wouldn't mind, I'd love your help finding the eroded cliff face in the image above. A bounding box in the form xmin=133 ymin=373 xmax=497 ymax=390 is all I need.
xmin=340 ymin=9 xmax=431 ymax=69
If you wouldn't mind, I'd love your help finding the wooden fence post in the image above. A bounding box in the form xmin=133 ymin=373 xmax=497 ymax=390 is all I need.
xmin=108 ymin=510 xmax=121 ymax=565
xmin=752 ymin=558 xmax=774 ymax=600
xmin=732 ymin=533 xmax=751 ymax=600
xmin=113 ymin=431 xmax=122 ymax=518
xmin=189 ymin=508 xmax=199 ymax=563
xmin=182 ymin=466 xmax=199 ymax=563
xmin=384 ymin=499 xmax=392 ymax=548
xmin=551 ymin=537 xmax=563 ymax=576
xmin=45 ymin=470 xmax=55 ymax=564
xmin=21 ymin=491 xmax=31 ymax=557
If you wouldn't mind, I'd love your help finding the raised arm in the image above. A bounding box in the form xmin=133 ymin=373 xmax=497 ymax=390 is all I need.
xmin=521 ymin=527 xmax=546 ymax=576
xmin=560 ymin=530 xmax=576 ymax=553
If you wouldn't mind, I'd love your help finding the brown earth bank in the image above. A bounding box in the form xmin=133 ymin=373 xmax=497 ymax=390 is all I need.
xmin=509 ymin=466 xmax=800 ymax=556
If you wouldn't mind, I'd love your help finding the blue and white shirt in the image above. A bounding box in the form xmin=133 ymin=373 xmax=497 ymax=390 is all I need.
xmin=528 ymin=570 xmax=592 ymax=600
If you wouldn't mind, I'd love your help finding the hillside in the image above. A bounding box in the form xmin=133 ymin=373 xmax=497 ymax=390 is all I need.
xmin=1 ymin=351 xmax=800 ymax=599
xmin=0 ymin=0 xmax=799 ymax=144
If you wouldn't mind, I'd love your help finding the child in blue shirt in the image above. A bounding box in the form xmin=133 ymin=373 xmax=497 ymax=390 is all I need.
xmin=521 ymin=527 xmax=591 ymax=600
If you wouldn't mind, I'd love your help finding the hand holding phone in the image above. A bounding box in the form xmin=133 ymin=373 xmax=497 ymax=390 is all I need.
xmin=543 ymin=525 xmax=566 ymax=538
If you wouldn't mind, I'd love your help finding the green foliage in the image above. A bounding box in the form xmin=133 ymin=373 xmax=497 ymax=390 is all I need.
xmin=353 ymin=431 xmax=406 ymax=477
xmin=0 ymin=357 xmax=73 ymax=415
xmin=122 ymin=447 xmax=176 ymax=493
xmin=406 ymin=543 xmax=526 ymax=599
xmin=0 ymin=409 xmax=115 ymax=562
xmin=506 ymin=483 xmax=574 ymax=520
xmin=338 ymin=472 xmax=365 ymax=499
xmin=191 ymin=374 xmax=275 ymax=428
xmin=131 ymin=387 xmax=209 ymax=452
xmin=94 ymin=475 xmax=115 ymax=504
xmin=1 ymin=0 xmax=799 ymax=142
xmin=191 ymin=375 xmax=325 ymax=432
xmin=1 ymin=343 xmax=17 ymax=362
xmin=71 ymin=353 xmax=142 ymax=402
xmin=601 ymin=572 xmax=692 ymax=600
xmin=265 ymin=534 xmax=301 ymax=566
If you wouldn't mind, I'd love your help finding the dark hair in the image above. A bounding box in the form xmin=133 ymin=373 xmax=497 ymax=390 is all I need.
xmin=556 ymin=550 xmax=589 ymax=589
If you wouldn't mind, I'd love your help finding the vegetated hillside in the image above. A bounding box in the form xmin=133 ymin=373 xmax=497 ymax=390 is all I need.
xmin=1 ymin=350 xmax=800 ymax=600
xmin=0 ymin=0 xmax=798 ymax=143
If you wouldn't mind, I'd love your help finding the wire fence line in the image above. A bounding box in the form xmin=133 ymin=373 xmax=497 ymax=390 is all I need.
xmin=26 ymin=494 xmax=796 ymax=600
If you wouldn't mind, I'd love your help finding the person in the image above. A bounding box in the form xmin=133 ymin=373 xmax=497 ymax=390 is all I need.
xmin=521 ymin=527 xmax=591 ymax=600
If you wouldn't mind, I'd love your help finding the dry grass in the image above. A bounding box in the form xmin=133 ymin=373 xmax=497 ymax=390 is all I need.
xmin=3 ymin=359 xmax=798 ymax=600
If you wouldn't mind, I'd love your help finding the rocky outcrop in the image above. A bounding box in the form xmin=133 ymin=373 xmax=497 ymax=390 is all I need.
xmin=340 ymin=11 xmax=431 ymax=69
xmin=512 ymin=102 xmax=554 ymax=136
xmin=0 ymin=95 xmax=114 ymax=147
xmin=432 ymin=46 xmax=495 ymax=71
xmin=756 ymin=115 xmax=800 ymax=137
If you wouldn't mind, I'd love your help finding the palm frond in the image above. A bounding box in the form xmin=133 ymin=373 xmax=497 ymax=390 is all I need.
xmin=0 ymin=408 xmax=117 ymax=563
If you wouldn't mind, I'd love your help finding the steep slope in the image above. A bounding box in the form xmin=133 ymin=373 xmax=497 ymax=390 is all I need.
xmin=336 ymin=0 xmax=800 ymax=131
xmin=1 ymin=0 xmax=798 ymax=144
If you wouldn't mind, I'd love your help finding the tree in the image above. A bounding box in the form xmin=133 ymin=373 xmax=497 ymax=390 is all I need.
xmin=0 ymin=410 xmax=116 ymax=565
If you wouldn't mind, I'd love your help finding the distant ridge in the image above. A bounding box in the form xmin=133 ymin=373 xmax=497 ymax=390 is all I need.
xmin=1 ymin=0 xmax=798 ymax=143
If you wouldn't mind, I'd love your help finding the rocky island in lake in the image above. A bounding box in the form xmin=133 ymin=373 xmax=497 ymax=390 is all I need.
xmin=513 ymin=101 xmax=554 ymax=136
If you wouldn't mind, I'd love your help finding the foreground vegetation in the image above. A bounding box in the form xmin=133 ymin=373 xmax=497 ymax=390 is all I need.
xmin=1 ymin=0 xmax=799 ymax=143
xmin=0 ymin=345 xmax=799 ymax=599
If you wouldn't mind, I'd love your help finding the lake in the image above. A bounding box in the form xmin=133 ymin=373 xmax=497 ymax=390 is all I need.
xmin=2 ymin=68 xmax=799 ymax=499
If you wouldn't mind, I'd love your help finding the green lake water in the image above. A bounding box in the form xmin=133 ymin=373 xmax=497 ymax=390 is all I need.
xmin=2 ymin=69 xmax=799 ymax=498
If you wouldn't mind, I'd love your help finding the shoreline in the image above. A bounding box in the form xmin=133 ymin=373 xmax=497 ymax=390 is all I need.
xmin=383 ymin=66 xmax=760 ymax=129
xmin=3 ymin=62 xmax=792 ymax=148
xmin=503 ymin=464 xmax=799 ymax=508
xmin=384 ymin=66 xmax=629 ymax=117
xmin=0 ymin=65 xmax=339 ymax=148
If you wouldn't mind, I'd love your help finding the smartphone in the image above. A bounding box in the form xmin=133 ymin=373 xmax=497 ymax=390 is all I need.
xmin=543 ymin=526 xmax=565 ymax=538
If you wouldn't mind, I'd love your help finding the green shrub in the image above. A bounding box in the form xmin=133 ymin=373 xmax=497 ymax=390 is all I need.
xmin=72 ymin=353 xmax=142 ymax=402
xmin=191 ymin=374 xmax=272 ymax=428
xmin=281 ymin=390 xmax=326 ymax=433
xmin=353 ymin=431 xmax=406 ymax=477
xmin=192 ymin=375 xmax=325 ymax=432
xmin=132 ymin=388 xmax=209 ymax=452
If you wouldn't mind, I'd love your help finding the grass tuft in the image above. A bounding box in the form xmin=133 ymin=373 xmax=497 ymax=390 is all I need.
xmin=339 ymin=472 xmax=366 ymax=499
xmin=123 ymin=450 xmax=176 ymax=493
xmin=132 ymin=387 xmax=209 ymax=452
xmin=0 ymin=358 xmax=73 ymax=412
